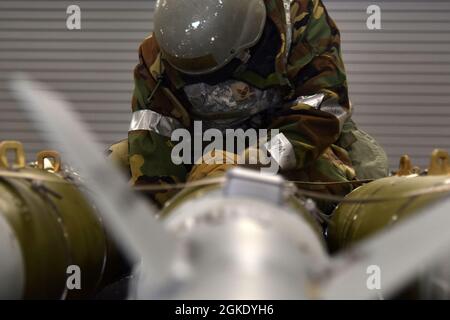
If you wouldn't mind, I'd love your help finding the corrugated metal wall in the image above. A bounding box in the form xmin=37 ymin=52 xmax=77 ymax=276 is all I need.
xmin=331 ymin=0 xmax=450 ymax=169
xmin=0 ymin=0 xmax=449 ymax=169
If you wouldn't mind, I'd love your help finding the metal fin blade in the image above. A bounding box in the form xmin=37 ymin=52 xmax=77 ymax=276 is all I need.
xmin=322 ymin=195 xmax=450 ymax=299
xmin=9 ymin=74 xmax=175 ymax=281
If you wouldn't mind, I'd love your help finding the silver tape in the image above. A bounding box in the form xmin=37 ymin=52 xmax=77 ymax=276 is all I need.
xmin=128 ymin=109 xmax=183 ymax=137
xmin=319 ymin=100 xmax=351 ymax=131
xmin=293 ymin=93 xmax=325 ymax=109
xmin=291 ymin=93 xmax=351 ymax=131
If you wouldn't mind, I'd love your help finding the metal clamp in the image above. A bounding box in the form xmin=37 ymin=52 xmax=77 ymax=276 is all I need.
xmin=223 ymin=168 xmax=286 ymax=205
xmin=36 ymin=150 xmax=61 ymax=173
xmin=428 ymin=149 xmax=450 ymax=176
xmin=397 ymin=155 xmax=413 ymax=176
xmin=0 ymin=141 xmax=26 ymax=169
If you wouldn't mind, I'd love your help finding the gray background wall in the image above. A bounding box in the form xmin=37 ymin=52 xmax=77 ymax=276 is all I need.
xmin=0 ymin=0 xmax=449 ymax=170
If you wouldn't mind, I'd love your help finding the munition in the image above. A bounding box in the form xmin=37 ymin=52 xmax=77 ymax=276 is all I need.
xmin=328 ymin=150 xmax=450 ymax=251
xmin=0 ymin=141 xmax=125 ymax=299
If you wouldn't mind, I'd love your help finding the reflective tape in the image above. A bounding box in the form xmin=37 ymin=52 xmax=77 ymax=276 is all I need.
xmin=291 ymin=93 xmax=350 ymax=131
xmin=128 ymin=109 xmax=183 ymax=137
xmin=293 ymin=93 xmax=326 ymax=109
xmin=320 ymin=100 xmax=351 ymax=131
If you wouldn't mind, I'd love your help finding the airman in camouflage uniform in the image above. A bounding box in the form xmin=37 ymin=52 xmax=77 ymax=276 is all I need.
xmin=109 ymin=0 xmax=389 ymax=207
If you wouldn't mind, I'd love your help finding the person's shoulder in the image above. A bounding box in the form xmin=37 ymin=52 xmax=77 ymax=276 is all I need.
xmin=137 ymin=33 xmax=161 ymax=67
xmin=291 ymin=0 xmax=317 ymax=13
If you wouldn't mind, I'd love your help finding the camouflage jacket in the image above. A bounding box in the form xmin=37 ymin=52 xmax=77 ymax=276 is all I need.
xmin=128 ymin=0 xmax=352 ymax=202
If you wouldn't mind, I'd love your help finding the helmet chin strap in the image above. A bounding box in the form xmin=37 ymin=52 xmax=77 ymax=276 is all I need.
xmin=230 ymin=49 xmax=252 ymax=76
xmin=236 ymin=49 xmax=252 ymax=64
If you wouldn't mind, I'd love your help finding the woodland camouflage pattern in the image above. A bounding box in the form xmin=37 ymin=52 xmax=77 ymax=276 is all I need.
xmin=118 ymin=0 xmax=387 ymax=207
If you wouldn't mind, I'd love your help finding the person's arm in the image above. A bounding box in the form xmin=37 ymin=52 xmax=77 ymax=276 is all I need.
xmin=269 ymin=0 xmax=351 ymax=170
xmin=128 ymin=36 xmax=189 ymax=204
